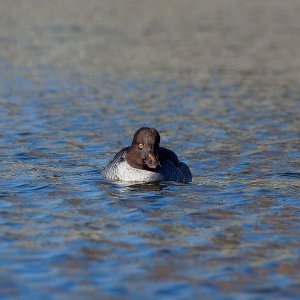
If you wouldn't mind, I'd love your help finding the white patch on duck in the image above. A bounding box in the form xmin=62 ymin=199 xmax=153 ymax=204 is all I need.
xmin=103 ymin=159 xmax=164 ymax=183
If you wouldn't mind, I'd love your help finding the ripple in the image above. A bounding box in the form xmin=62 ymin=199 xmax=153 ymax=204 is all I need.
xmin=0 ymin=62 xmax=299 ymax=299
xmin=277 ymin=173 xmax=300 ymax=179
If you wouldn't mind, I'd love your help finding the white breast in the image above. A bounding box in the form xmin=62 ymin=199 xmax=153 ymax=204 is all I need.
xmin=103 ymin=160 xmax=164 ymax=183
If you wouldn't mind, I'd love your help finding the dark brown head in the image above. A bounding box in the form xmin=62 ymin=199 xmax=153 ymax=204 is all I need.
xmin=125 ymin=127 xmax=161 ymax=170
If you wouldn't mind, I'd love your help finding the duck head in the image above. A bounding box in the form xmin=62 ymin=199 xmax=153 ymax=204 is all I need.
xmin=125 ymin=127 xmax=161 ymax=170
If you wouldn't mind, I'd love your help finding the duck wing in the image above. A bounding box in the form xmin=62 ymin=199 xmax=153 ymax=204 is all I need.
xmin=158 ymin=147 xmax=192 ymax=183
xmin=102 ymin=147 xmax=129 ymax=178
xmin=158 ymin=147 xmax=180 ymax=166
xmin=109 ymin=147 xmax=129 ymax=165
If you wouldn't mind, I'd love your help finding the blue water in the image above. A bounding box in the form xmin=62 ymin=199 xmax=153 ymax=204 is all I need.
xmin=0 ymin=61 xmax=300 ymax=299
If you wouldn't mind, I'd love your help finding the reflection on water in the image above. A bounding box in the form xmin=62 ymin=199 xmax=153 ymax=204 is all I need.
xmin=0 ymin=62 xmax=300 ymax=299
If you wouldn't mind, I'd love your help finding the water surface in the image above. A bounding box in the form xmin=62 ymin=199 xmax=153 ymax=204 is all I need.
xmin=0 ymin=61 xmax=299 ymax=299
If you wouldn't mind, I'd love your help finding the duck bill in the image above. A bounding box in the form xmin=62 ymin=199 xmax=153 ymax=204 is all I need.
xmin=145 ymin=152 xmax=160 ymax=169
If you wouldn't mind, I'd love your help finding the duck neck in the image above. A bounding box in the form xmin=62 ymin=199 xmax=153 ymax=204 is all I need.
xmin=125 ymin=147 xmax=145 ymax=170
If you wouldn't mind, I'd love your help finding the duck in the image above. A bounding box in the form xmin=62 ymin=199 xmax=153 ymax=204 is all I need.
xmin=102 ymin=127 xmax=192 ymax=183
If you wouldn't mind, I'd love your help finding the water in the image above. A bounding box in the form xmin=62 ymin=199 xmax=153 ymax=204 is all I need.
xmin=0 ymin=59 xmax=299 ymax=299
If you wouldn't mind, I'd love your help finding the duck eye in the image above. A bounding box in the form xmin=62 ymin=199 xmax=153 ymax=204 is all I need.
xmin=138 ymin=143 xmax=143 ymax=149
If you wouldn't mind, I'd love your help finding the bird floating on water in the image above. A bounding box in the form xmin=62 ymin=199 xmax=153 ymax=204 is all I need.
xmin=102 ymin=127 xmax=192 ymax=183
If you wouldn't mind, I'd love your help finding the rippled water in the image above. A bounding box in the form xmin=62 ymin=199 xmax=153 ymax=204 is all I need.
xmin=1 ymin=60 xmax=300 ymax=299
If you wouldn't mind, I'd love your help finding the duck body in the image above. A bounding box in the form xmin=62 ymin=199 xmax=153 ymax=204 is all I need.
xmin=102 ymin=147 xmax=164 ymax=182
xmin=102 ymin=127 xmax=192 ymax=183
xmin=103 ymin=146 xmax=192 ymax=183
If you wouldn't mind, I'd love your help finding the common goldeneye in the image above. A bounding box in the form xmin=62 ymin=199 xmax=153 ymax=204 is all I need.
xmin=102 ymin=127 xmax=192 ymax=183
